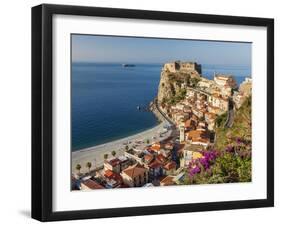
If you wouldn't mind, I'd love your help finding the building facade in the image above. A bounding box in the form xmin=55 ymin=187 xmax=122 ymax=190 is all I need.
xmin=179 ymin=122 xmax=185 ymax=143
xmin=120 ymin=163 xmax=149 ymax=187
xmin=214 ymin=74 xmax=237 ymax=89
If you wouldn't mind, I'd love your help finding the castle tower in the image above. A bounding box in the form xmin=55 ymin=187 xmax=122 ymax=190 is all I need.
xmin=179 ymin=122 xmax=185 ymax=143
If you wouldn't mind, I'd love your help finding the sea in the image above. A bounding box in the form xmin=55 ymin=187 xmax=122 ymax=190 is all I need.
xmin=72 ymin=62 xmax=251 ymax=151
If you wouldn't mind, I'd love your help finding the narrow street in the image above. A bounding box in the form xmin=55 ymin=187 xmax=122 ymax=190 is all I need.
xmin=225 ymin=99 xmax=234 ymax=128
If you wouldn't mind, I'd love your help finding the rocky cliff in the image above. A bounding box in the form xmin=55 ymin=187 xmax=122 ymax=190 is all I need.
xmin=157 ymin=71 xmax=182 ymax=104
xmin=157 ymin=62 xmax=201 ymax=105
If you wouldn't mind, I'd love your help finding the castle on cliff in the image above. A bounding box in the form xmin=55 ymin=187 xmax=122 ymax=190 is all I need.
xmin=163 ymin=61 xmax=202 ymax=75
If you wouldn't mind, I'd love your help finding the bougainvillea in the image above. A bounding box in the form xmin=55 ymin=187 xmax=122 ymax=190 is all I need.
xmin=187 ymin=149 xmax=219 ymax=177
xmin=184 ymin=136 xmax=251 ymax=184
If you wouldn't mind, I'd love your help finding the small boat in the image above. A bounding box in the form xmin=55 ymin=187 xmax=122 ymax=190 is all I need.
xmin=137 ymin=106 xmax=140 ymax=110
xmin=122 ymin=64 xmax=135 ymax=67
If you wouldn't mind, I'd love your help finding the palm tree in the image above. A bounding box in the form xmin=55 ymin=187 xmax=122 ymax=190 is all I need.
xmin=76 ymin=164 xmax=81 ymax=174
xmin=104 ymin=153 xmax=108 ymax=160
xmin=86 ymin=162 xmax=92 ymax=173
xmin=125 ymin=145 xmax=129 ymax=151
xmin=111 ymin=150 xmax=116 ymax=157
xmin=146 ymin=139 xmax=150 ymax=144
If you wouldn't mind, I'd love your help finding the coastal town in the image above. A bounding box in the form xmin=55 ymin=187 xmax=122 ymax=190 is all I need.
xmin=72 ymin=61 xmax=252 ymax=190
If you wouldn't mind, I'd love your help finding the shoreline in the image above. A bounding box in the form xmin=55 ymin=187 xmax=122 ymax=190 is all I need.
xmin=72 ymin=119 xmax=171 ymax=173
xmin=72 ymin=123 xmax=160 ymax=153
xmin=73 ymin=121 xmax=163 ymax=154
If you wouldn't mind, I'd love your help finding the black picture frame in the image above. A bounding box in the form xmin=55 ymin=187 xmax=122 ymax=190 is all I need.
xmin=32 ymin=3 xmax=274 ymax=222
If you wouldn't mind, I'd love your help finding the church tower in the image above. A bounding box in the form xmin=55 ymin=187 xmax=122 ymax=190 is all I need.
xmin=179 ymin=121 xmax=185 ymax=143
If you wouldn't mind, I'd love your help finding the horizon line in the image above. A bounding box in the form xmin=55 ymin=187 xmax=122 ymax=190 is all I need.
xmin=72 ymin=60 xmax=251 ymax=67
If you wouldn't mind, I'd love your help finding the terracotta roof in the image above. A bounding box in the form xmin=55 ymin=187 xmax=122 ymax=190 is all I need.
xmin=160 ymin=176 xmax=176 ymax=186
xmin=188 ymin=130 xmax=210 ymax=142
xmin=185 ymin=119 xmax=191 ymax=127
xmin=82 ymin=179 xmax=104 ymax=189
xmin=150 ymin=145 xmax=161 ymax=152
xmin=152 ymin=142 xmax=161 ymax=148
xmin=156 ymin=154 xmax=167 ymax=163
xmin=122 ymin=164 xmax=147 ymax=178
xmin=188 ymin=130 xmax=202 ymax=137
xmin=106 ymin=158 xmax=121 ymax=167
xmin=148 ymin=159 xmax=163 ymax=169
xmin=104 ymin=170 xmax=114 ymax=178
xmin=185 ymin=119 xmax=196 ymax=128
xmin=164 ymin=161 xmax=177 ymax=170
xmin=192 ymin=137 xmax=209 ymax=144
xmin=104 ymin=170 xmax=122 ymax=182
xmin=164 ymin=143 xmax=174 ymax=150
xmin=144 ymin=154 xmax=154 ymax=163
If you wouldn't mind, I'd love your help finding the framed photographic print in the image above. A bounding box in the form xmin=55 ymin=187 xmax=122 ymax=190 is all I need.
xmin=31 ymin=4 xmax=274 ymax=221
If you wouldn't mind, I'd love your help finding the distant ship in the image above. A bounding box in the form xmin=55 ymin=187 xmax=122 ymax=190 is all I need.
xmin=122 ymin=64 xmax=135 ymax=67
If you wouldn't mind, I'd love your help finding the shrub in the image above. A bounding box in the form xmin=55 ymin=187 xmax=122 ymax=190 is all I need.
xmin=183 ymin=137 xmax=251 ymax=185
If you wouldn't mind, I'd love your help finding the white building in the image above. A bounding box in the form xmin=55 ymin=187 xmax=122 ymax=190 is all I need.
xmin=179 ymin=122 xmax=185 ymax=143
xmin=214 ymin=74 xmax=237 ymax=89
xmin=180 ymin=149 xmax=193 ymax=168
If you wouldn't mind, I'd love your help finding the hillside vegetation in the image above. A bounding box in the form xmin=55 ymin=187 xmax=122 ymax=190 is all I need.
xmin=182 ymin=96 xmax=252 ymax=185
xmin=158 ymin=71 xmax=201 ymax=106
xmin=215 ymin=96 xmax=252 ymax=150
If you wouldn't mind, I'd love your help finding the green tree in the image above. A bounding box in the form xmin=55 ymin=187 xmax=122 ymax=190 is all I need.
xmin=190 ymin=77 xmax=200 ymax=87
xmin=178 ymin=88 xmax=186 ymax=99
xmin=75 ymin=164 xmax=81 ymax=173
xmin=111 ymin=150 xmax=116 ymax=157
xmin=104 ymin=153 xmax=108 ymax=160
xmin=215 ymin=112 xmax=227 ymax=127
xmin=146 ymin=139 xmax=150 ymax=144
xmin=86 ymin=162 xmax=92 ymax=173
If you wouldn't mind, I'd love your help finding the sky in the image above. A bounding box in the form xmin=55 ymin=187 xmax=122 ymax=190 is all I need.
xmin=72 ymin=34 xmax=252 ymax=66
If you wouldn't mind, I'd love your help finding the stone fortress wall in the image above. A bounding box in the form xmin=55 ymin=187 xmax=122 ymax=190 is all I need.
xmin=163 ymin=61 xmax=202 ymax=75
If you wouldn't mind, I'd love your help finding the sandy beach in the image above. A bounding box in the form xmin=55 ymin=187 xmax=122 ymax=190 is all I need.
xmin=72 ymin=120 xmax=172 ymax=174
